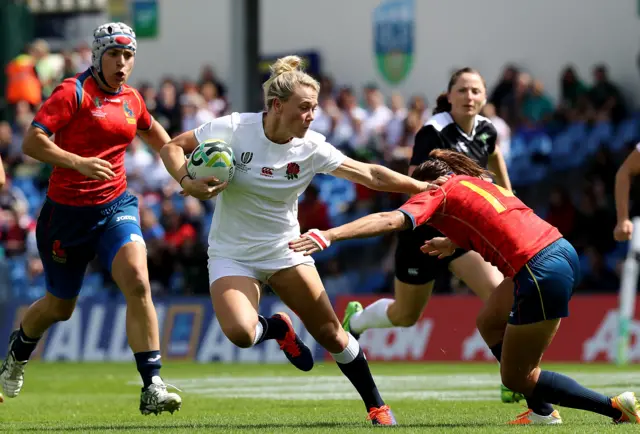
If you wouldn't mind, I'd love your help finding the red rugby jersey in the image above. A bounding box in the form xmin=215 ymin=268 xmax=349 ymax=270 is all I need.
xmin=399 ymin=175 xmax=562 ymax=277
xmin=32 ymin=68 xmax=152 ymax=206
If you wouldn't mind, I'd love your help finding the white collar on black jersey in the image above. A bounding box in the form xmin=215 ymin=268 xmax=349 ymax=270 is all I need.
xmin=446 ymin=112 xmax=480 ymax=141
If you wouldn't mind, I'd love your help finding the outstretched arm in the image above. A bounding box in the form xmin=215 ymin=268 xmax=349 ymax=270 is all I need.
xmin=614 ymin=146 xmax=640 ymax=241
xmin=289 ymin=211 xmax=411 ymax=255
xmin=331 ymin=157 xmax=435 ymax=194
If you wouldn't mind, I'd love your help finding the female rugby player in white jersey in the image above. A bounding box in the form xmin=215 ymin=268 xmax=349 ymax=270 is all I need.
xmin=159 ymin=56 xmax=436 ymax=425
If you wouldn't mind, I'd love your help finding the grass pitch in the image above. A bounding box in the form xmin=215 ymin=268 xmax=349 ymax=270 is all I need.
xmin=1 ymin=361 xmax=639 ymax=433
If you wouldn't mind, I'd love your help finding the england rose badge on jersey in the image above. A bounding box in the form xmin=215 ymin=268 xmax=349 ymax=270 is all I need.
xmin=285 ymin=162 xmax=300 ymax=180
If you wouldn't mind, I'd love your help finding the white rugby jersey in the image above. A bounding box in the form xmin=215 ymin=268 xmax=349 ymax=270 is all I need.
xmin=194 ymin=112 xmax=346 ymax=262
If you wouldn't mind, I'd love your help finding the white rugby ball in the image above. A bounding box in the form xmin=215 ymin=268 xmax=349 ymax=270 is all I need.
xmin=187 ymin=139 xmax=236 ymax=183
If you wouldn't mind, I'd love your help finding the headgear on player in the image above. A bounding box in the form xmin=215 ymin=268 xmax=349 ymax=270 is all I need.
xmin=91 ymin=22 xmax=137 ymax=73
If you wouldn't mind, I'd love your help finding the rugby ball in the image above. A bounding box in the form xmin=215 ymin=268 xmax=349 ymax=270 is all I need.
xmin=187 ymin=139 xmax=236 ymax=183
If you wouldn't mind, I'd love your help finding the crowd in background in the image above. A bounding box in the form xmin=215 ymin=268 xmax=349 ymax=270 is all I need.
xmin=0 ymin=38 xmax=637 ymax=301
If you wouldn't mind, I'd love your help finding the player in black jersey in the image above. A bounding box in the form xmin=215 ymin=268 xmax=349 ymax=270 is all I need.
xmin=342 ymin=67 xmax=521 ymax=403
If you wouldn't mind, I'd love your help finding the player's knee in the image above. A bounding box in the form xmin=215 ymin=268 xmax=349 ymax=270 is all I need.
xmin=42 ymin=294 xmax=76 ymax=322
xmin=221 ymin=322 xmax=255 ymax=349
xmin=500 ymin=366 xmax=534 ymax=394
xmin=49 ymin=302 xmax=75 ymax=322
xmin=119 ymin=266 xmax=150 ymax=299
xmin=501 ymin=374 xmax=526 ymax=394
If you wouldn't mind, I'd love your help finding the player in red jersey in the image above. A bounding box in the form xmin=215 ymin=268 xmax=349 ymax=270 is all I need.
xmin=0 ymin=22 xmax=198 ymax=415
xmin=291 ymin=149 xmax=640 ymax=425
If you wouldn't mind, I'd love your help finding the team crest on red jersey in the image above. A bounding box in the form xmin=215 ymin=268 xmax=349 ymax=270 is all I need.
xmin=91 ymin=96 xmax=106 ymax=118
xmin=123 ymin=101 xmax=136 ymax=124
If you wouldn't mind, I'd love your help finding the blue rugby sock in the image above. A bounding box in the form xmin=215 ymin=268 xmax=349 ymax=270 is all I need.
xmin=11 ymin=326 xmax=40 ymax=362
xmin=531 ymin=370 xmax=621 ymax=419
xmin=134 ymin=350 xmax=162 ymax=388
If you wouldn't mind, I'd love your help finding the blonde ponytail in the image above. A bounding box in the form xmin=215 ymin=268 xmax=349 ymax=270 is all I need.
xmin=263 ymin=55 xmax=320 ymax=110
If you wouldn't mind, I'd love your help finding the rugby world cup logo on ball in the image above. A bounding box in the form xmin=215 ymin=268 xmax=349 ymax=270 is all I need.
xmin=187 ymin=139 xmax=236 ymax=183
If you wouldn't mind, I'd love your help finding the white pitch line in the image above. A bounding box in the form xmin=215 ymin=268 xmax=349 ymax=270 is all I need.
xmin=127 ymin=372 xmax=640 ymax=401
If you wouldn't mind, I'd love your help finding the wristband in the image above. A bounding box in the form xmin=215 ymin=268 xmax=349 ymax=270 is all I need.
xmin=179 ymin=173 xmax=192 ymax=187
xmin=302 ymin=229 xmax=331 ymax=250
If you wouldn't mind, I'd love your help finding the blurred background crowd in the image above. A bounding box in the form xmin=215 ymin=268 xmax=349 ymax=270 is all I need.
xmin=1 ymin=32 xmax=638 ymax=301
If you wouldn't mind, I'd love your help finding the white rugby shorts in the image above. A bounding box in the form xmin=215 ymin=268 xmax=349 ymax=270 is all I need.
xmin=207 ymin=250 xmax=315 ymax=285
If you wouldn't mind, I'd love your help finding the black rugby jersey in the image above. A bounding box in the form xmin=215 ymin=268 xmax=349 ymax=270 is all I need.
xmin=410 ymin=112 xmax=497 ymax=168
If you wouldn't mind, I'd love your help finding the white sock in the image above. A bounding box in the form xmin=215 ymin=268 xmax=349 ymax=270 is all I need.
xmin=252 ymin=321 xmax=264 ymax=346
xmin=349 ymin=299 xmax=394 ymax=334
xmin=331 ymin=333 xmax=360 ymax=364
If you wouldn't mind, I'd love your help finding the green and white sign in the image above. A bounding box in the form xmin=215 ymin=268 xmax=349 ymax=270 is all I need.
xmin=373 ymin=0 xmax=415 ymax=85
xmin=132 ymin=0 xmax=158 ymax=39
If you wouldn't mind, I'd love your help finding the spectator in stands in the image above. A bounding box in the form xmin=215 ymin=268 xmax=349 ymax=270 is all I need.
xmin=180 ymin=93 xmax=214 ymax=133
xmin=0 ymin=205 xmax=31 ymax=257
xmin=143 ymin=152 xmax=179 ymax=196
xmin=334 ymin=87 xmax=367 ymax=151
xmin=559 ymin=66 xmax=588 ymax=113
xmin=198 ymin=65 xmax=227 ymax=99
xmin=500 ymin=71 xmax=531 ymax=128
xmin=155 ymin=79 xmax=182 ymax=136
xmin=298 ymin=184 xmax=331 ymax=234
xmin=522 ymin=80 xmax=555 ymax=127
xmin=60 ymin=50 xmax=78 ymax=80
xmin=5 ymin=40 xmax=48 ymax=110
xmin=578 ymin=246 xmax=619 ymax=292
xmin=589 ymin=64 xmax=627 ymax=123
xmin=384 ymin=93 xmax=408 ymax=152
xmin=140 ymin=205 xmax=165 ymax=242
xmin=75 ymin=42 xmax=92 ymax=72
xmin=0 ymin=177 xmax=28 ymax=213
xmin=182 ymin=196 xmax=205 ymax=238
xmin=363 ymin=85 xmax=393 ymax=149
xmin=573 ymin=188 xmax=616 ymax=254
xmin=162 ymin=203 xmax=197 ymax=251
xmin=588 ymin=149 xmax=618 ymax=197
xmin=407 ymin=94 xmax=429 ymax=124
xmin=319 ymin=75 xmax=335 ymax=98
xmin=125 ymin=137 xmax=153 ymax=193
xmin=200 ymin=80 xmax=227 ymax=118
xmin=310 ymin=95 xmax=340 ymax=139
xmin=138 ymin=82 xmax=158 ymax=112
xmin=544 ymin=187 xmax=576 ymax=240
xmin=490 ymin=64 xmax=518 ymax=112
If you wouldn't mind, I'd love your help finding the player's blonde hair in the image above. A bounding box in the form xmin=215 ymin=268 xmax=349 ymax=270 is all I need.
xmin=263 ymin=55 xmax=320 ymax=110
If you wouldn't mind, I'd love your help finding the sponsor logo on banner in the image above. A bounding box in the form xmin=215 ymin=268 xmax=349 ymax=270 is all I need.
xmin=0 ymin=297 xmax=323 ymax=363
xmin=332 ymin=295 xmax=640 ymax=362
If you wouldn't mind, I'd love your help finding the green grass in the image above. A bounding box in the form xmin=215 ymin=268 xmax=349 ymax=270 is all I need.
xmin=1 ymin=362 xmax=639 ymax=433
